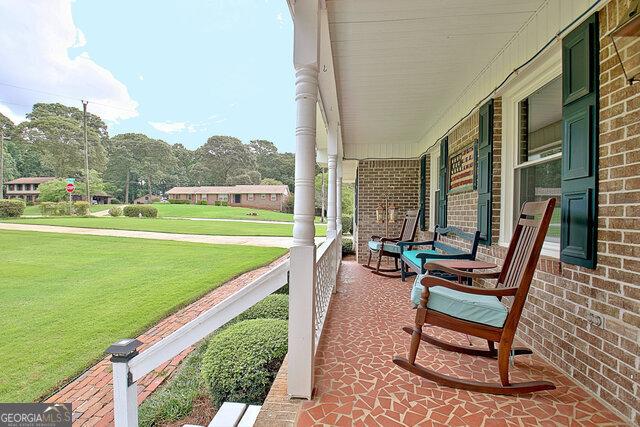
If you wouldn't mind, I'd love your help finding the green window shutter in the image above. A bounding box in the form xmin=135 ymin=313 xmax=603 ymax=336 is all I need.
xmin=560 ymin=13 xmax=598 ymax=269
xmin=437 ymin=137 xmax=448 ymax=228
xmin=477 ymin=99 xmax=494 ymax=245
xmin=419 ymin=155 xmax=427 ymax=230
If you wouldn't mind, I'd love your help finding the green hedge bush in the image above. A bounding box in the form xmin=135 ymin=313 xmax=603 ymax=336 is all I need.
xmin=198 ymin=200 xmax=208 ymax=205
xmin=201 ymin=319 xmax=288 ymax=406
xmin=235 ymin=295 xmax=288 ymax=322
xmin=110 ymin=198 xmax=122 ymax=204
xmin=341 ymin=215 xmax=353 ymax=235
xmin=108 ymin=206 xmax=122 ymax=217
xmin=0 ymin=199 xmax=25 ymax=218
xmin=123 ymin=205 xmax=158 ymax=218
xmin=168 ymin=199 xmax=190 ymax=204
xmin=342 ymin=237 xmax=354 ymax=255
xmin=73 ymin=201 xmax=90 ymax=216
xmin=40 ymin=201 xmax=71 ymax=216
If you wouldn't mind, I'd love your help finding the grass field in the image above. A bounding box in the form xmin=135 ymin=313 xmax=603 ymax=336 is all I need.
xmin=2 ymin=216 xmax=326 ymax=237
xmin=0 ymin=230 xmax=287 ymax=402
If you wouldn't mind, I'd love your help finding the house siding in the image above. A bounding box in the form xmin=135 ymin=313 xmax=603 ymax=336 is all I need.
xmin=354 ymin=160 xmax=420 ymax=263
xmin=353 ymin=4 xmax=638 ymax=422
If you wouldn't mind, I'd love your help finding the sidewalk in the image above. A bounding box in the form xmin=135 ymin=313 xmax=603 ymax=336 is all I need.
xmin=0 ymin=222 xmax=325 ymax=248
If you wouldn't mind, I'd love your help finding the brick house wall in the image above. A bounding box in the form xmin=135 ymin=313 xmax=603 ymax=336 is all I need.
xmin=353 ymin=4 xmax=639 ymax=418
xmin=354 ymin=160 xmax=420 ymax=263
xmin=171 ymin=192 xmax=287 ymax=211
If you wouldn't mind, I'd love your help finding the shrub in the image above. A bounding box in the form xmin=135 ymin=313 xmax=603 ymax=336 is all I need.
xmin=168 ymin=199 xmax=190 ymax=204
xmin=341 ymin=215 xmax=353 ymax=235
xmin=282 ymin=193 xmax=294 ymax=213
xmin=110 ymin=198 xmax=122 ymax=204
xmin=342 ymin=237 xmax=354 ymax=255
xmin=72 ymin=201 xmax=90 ymax=216
xmin=198 ymin=200 xmax=208 ymax=205
xmin=236 ymin=295 xmax=288 ymax=322
xmin=201 ymin=319 xmax=288 ymax=406
xmin=220 ymin=201 xmax=228 ymax=207
xmin=0 ymin=199 xmax=25 ymax=217
xmin=41 ymin=201 xmax=71 ymax=216
xmin=108 ymin=206 xmax=123 ymax=217
xmin=123 ymin=205 xmax=158 ymax=218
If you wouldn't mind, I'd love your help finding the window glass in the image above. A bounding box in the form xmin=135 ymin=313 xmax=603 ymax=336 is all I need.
xmin=271 ymin=194 xmax=277 ymax=201
xmin=517 ymin=76 xmax=562 ymax=244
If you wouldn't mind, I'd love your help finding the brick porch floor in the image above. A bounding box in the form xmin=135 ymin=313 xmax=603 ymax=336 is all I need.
xmin=293 ymin=260 xmax=627 ymax=426
xmin=45 ymin=256 xmax=288 ymax=426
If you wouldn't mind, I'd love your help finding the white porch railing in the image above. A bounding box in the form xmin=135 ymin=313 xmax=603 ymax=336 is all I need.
xmin=106 ymin=260 xmax=290 ymax=427
xmin=314 ymin=235 xmax=340 ymax=350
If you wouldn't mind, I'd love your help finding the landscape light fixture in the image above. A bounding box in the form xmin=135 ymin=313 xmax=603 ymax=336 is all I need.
xmin=610 ymin=0 xmax=640 ymax=84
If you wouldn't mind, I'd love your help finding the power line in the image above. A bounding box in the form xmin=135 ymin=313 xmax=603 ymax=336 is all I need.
xmin=0 ymin=81 xmax=137 ymax=113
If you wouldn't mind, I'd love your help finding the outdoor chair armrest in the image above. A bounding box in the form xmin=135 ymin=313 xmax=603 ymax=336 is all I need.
xmin=420 ymin=275 xmax=517 ymax=297
xmin=380 ymin=237 xmax=400 ymax=243
xmin=424 ymin=262 xmax=501 ymax=280
xmin=416 ymin=253 xmax=471 ymax=260
xmin=370 ymin=235 xmax=383 ymax=241
xmin=397 ymin=240 xmax=434 ymax=248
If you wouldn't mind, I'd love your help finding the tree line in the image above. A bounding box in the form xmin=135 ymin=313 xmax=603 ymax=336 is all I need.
xmin=0 ymin=103 xmax=295 ymax=203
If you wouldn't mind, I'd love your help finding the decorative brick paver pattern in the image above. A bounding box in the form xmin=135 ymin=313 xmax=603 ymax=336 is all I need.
xmin=293 ymin=261 xmax=626 ymax=426
xmin=45 ymin=256 xmax=289 ymax=426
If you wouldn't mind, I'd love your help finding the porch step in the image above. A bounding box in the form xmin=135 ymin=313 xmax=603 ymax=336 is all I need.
xmin=184 ymin=402 xmax=260 ymax=427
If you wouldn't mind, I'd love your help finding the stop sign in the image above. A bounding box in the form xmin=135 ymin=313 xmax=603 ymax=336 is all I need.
xmin=66 ymin=183 xmax=75 ymax=193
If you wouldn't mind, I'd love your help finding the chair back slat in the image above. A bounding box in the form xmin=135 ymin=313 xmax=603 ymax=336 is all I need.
xmin=400 ymin=209 xmax=420 ymax=241
xmin=498 ymin=199 xmax=556 ymax=331
xmin=433 ymin=242 xmax=467 ymax=255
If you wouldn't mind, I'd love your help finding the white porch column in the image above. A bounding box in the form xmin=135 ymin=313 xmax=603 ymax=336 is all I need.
xmin=326 ymin=122 xmax=338 ymax=239
xmin=288 ymin=0 xmax=319 ymax=400
xmin=336 ymin=158 xmax=343 ymax=233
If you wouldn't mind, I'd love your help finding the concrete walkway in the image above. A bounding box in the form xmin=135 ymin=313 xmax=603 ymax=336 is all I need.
xmin=0 ymin=223 xmax=325 ymax=248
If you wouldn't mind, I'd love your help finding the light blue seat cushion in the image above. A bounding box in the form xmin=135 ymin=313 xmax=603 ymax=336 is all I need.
xmin=368 ymin=240 xmax=401 ymax=254
xmin=411 ymin=274 xmax=507 ymax=328
xmin=401 ymin=249 xmax=440 ymax=268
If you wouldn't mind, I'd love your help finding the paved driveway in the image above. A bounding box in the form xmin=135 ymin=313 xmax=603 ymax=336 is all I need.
xmin=0 ymin=223 xmax=325 ymax=248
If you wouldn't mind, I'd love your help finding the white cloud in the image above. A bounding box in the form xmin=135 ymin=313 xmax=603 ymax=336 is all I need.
xmin=0 ymin=0 xmax=138 ymax=123
xmin=276 ymin=12 xmax=284 ymax=28
xmin=149 ymin=121 xmax=191 ymax=133
xmin=138 ymin=74 xmax=144 ymax=81
xmin=0 ymin=104 xmax=26 ymax=124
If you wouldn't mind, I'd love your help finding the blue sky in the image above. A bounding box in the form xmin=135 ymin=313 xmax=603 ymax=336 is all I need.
xmin=0 ymin=0 xmax=296 ymax=152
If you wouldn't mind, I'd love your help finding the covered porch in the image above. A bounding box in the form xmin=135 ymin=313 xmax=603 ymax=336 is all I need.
xmin=257 ymin=260 xmax=626 ymax=426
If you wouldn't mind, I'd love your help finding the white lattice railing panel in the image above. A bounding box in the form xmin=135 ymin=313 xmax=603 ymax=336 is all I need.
xmin=314 ymin=236 xmax=337 ymax=349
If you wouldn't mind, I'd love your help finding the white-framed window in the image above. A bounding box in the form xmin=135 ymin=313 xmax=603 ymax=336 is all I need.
xmin=248 ymin=193 xmax=254 ymax=201
xmin=217 ymin=194 xmax=228 ymax=201
xmin=271 ymin=194 xmax=277 ymax=201
xmin=260 ymin=194 xmax=266 ymax=200
xmin=501 ymin=47 xmax=562 ymax=257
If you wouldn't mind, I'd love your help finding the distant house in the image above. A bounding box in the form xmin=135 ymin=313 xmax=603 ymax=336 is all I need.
xmin=166 ymin=184 xmax=290 ymax=211
xmin=3 ymin=177 xmax=56 ymax=203
xmin=132 ymin=194 xmax=158 ymax=205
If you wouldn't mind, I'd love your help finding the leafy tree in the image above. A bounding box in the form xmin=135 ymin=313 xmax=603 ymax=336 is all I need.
xmin=249 ymin=140 xmax=294 ymax=190
xmin=260 ymin=178 xmax=283 ymax=185
xmin=0 ymin=114 xmax=19 ymax=184
xmin=27 ymin=103 xmax=109 ymax=144
xmin=195 ymin=136 xmax=256 ymax=185
xmin=226 ymin=174 xmax=253 ymax=185
xmin=17 ymin=114 xmax=106 ymax=177
xmin=170 ymin=143 xmax=197 ymax=186
xmin=137 ymin=137 xmax=175 ymax=196
xmin=76 ymin=169 xmax=107 ymax=197
xmin=38 ymin=178 xmax=68 ymax=202
xmin=105 ymin=133 xmax=145 ymax=203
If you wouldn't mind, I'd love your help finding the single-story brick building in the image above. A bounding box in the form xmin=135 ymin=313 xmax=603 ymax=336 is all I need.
xmin=3 ymin=177 xmax=55 ymax=202
xmin=166 ymin=184 xmax=290 ymax=211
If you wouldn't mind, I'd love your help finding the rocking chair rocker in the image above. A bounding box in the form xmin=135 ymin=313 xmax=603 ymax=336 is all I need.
xmin=393 ymin=199 xmax=557 ymax=395
xmin=364 ymin=209 xmax=420 ymax=278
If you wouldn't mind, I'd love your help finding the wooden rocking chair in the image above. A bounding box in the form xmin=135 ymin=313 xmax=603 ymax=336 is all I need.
xmin=393 ymin=199 xmax=556 ymax=394
xmin=364 ymin=209 xmax=420 ymax=278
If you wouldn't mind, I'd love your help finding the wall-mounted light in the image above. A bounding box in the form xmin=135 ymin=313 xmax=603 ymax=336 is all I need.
xmin=610 ymin=0 xmax=640 ymax=84
xmin=375 ymin=203 xmax=384 ymax=223
xmin=388 ymin=203 xmax=396 ymax=223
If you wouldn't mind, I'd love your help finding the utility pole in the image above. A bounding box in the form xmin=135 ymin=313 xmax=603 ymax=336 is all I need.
xmin=82 ymin=100 xmax=90 ymax=204
xmin=0 ymin=126 xmax=4 ymax=200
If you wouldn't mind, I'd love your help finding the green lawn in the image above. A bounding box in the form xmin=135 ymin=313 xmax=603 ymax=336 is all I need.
xmin=2 ymin=216 xmax=326 ymax=237
xmin=151 ymin=203 xmax=304 ymax=222
xmin=0 ymin=230 xmax=287 ymax=402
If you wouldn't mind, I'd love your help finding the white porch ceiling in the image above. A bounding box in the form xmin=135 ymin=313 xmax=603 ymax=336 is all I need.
xmin=326 ymin=0 xmax=547 ymax=159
